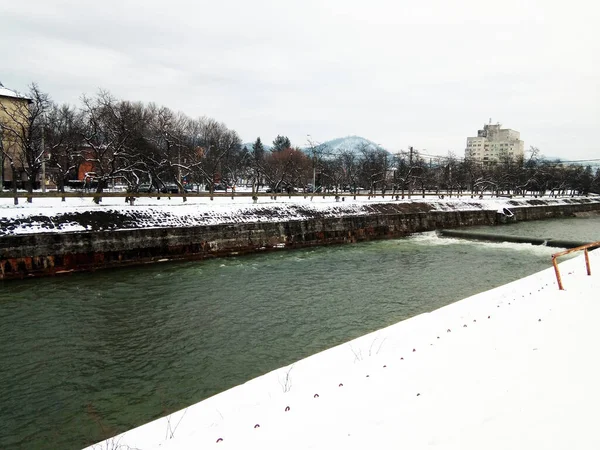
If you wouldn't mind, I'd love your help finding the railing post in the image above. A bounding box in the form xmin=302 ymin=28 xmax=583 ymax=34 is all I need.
xmin=585 ymin=249 xmax=591 ymax=276
xmin=552 ymin=256 xmax=564 ymax=291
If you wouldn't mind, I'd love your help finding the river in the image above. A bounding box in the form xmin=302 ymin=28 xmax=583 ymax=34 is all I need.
xmin=0 ymin=216 xmax=598 ymax=449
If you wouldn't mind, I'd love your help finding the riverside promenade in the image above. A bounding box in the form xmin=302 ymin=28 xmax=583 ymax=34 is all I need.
xmin=87 ymin=249 xmax=600 ymax=450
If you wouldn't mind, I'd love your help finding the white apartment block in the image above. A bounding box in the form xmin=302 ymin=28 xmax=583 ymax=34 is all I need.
xmin=465 ymin=122 xmax=524 ymax=162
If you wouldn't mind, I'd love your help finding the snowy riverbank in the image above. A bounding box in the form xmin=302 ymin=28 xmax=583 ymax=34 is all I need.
xmin=86 ymin=249 xmax=600 ymax=450
xmin=1 ymin=195 xmax=597 ymax=236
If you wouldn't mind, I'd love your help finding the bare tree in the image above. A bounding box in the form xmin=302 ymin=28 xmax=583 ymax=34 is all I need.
xmin=358 ymin=145 xmax=390 ymax=195
xmin=263 ymin=147 xmax=310 ymax=194
xmin=144 ymin=105 xmax=193 ymax=200
xmin=319 ymin=157 xmax=341 ymax=193
xmin=46 ymin=103 xmax=84 ymax=200
xmin=79 ymin=91 xmax=148 ymax=203
xmin=339 ymin=150 xmax=360 ymax=195
xmin=188 ymin=117 xmax=241 ymax=199
xmin=0 ymin=83 xmax=52 ymax=202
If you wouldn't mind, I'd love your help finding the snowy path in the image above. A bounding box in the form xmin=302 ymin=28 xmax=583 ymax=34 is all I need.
xmin=86 ymin=250 xmax=600 ymax=450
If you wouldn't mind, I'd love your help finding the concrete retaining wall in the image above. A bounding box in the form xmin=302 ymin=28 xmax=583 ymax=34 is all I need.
xmin=2 ymin=201 xmax=599 ymax=280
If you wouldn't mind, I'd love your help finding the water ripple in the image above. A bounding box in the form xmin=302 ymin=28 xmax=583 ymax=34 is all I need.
xmin=1 ymin=220 xmax=597 ymax=449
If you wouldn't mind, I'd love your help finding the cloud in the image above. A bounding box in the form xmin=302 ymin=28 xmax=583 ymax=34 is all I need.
xmin=1 ymin=0 xmax=599 ymax=159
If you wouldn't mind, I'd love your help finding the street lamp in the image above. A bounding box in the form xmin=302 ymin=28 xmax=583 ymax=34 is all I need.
xmin=307 ymin=134 xmax=316 ymax=190
xmin=41 ymin=114 xmax=46 ymax=193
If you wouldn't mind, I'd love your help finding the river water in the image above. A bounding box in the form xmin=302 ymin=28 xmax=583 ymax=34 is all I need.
xmin=0 ymin=216 xmax=598 ymax=450
xmin=464 ymin=214 xmax=600 ymax=242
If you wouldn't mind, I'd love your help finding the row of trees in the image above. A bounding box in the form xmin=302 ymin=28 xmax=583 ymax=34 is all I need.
xmin=0 ymin=84 xmax=246 ymax=203
xmin=377 ymin=147 xmax=600 ymax=198
xmin=1 ymin=83 xmax=599 ymax=204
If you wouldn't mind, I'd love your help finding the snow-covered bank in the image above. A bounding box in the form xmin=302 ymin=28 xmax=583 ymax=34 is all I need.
xmin=1 ymin=195 xmax=597 ymax=236
xmin=86 ymin=250 xmax=600 ymax=450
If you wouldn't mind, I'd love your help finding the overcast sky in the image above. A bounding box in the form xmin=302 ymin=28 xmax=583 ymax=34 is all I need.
xmin=2 ymin=0 xmax=599 ymax=160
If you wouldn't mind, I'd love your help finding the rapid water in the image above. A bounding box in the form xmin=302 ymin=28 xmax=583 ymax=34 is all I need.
xmin=0 ymin=217 xmax=597 ymax=449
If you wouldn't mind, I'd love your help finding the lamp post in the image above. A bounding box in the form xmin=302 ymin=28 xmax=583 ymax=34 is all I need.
xmin=307 ymin=134 xmax=316 ymax=191
xmin=41 ymin=115 xmax=46 ymax=193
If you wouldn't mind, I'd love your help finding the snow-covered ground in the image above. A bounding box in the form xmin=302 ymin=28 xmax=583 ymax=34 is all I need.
xmin=86 ymin=249 xmax=600 ymax=450
xmin=1 ymin=195 xmax=596 ymax=236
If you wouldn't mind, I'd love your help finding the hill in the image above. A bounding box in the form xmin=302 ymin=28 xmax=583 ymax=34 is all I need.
xmin=314 ymin=136 xmax=385 ymax=156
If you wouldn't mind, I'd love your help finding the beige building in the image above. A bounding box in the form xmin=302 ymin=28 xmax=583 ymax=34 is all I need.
xmin=465 ymin=121 xmax=524 ymax=163
xmin=0 ymin=82 xmax=31 ymax=188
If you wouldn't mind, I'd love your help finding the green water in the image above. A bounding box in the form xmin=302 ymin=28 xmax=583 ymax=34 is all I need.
xmin=0 ymin=218 xmax=597 ymax=450
xmin=464 ymin=214 xmax=600 ymax=242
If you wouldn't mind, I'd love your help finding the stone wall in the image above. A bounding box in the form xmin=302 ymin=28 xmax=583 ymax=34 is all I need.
xmin=1 ymin=201 xmax=599 ymax=280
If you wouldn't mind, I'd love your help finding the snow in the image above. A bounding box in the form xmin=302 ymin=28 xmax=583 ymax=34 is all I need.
xmin=1 ymin=195 xmax=597 ymax=236
xmin=0 ymin=84 xmax=27 ymax=100
xmin=85 ymin=249 xmax=600 ymax=450
xmin=243 ymin=135 xmax=381 ymax=155
xmin=315 ymin=135 xmax=384 ymax=155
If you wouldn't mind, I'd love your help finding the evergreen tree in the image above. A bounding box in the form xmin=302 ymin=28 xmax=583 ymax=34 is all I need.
xmin=251 ymin=137 xmax=265 ymax=194
xmin=272 ymin=135 xmax=291 ymax=152
xmin=252 ymin=137 xmax=264 ymax=159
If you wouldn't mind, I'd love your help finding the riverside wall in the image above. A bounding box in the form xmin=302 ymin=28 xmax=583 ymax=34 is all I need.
xmin=1 ymin=200 xmax=599 ymax=280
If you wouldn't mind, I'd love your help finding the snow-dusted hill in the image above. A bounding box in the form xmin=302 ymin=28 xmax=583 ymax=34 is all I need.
xmin=309 ymin=135 xmax=390 ymax=158
xmin=318 ymin=136 xmax=384 ymax=154
xmin=243 ymin=136 xmax=388 ymax=157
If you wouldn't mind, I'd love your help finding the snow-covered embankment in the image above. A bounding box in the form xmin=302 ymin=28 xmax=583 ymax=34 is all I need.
xmin=1 ymin=196 xmax=597 ymax=235
xmin=86 ymin=249 xmax=600 ymax=450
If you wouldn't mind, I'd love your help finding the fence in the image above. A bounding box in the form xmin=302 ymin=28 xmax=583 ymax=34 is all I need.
xmin=552 ymin=242 xmax=600 ymax=290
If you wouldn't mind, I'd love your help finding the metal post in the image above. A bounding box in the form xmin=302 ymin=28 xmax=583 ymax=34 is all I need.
xmin=585 ymin=249 xmax=591 ymax=276
xmin=552 ymin=257 xmax=564 ymax=291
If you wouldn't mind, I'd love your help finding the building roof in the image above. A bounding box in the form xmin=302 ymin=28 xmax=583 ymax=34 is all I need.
xmin=0 ymin=82 xmax=30 ymax=101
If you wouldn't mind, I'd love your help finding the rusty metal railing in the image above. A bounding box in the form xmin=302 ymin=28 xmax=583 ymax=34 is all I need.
xmin=552 ymin=242 xmax=600 ymax=290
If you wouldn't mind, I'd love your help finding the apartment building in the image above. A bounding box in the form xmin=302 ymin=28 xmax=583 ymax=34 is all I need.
xmin=0 ymin=82 xmax=31 ymax=188
xmin=465 ymin=121 xmax=524 ymax=162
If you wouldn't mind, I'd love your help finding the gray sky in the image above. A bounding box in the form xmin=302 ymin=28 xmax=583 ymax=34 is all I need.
xmin=2 ymin=0 xmax=599 ymax=160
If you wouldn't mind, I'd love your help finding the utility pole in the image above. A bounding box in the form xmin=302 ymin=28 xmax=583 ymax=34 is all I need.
xmin=178 ymin=148 xmax=181 ymax=186
xmin=408 ymin=146 xmax=414 ymax=198
xmin=41 ymin=117 xmax=46 ymax=193
xmin=313 ymin=153 xmax=316 ymax=191
xmin=307 ymin=134 xmax=316 ymax=190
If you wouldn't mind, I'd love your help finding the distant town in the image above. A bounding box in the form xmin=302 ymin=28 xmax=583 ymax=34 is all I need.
xmin=1 ymin=82 xmax=599 ymax=199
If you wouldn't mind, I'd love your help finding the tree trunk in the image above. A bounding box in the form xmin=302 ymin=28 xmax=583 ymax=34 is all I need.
xmin=176 ymin=181 xmax=187 ymax=202
xmin=93 ymin=179 xmax=105 ymax=204
xmin=12 ymin=168 xmax=18 ymax=205
xmin=59 ymin=176 xmax=66 ymax=202
xmin=27 ymin=176 xmax=34 ymax=203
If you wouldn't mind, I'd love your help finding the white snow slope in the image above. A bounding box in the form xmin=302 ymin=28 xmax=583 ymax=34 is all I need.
xmin=1 ymin=196 xmax=597 ymax=236
xmin=86 ymin=249 xmax=600 ymax=450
